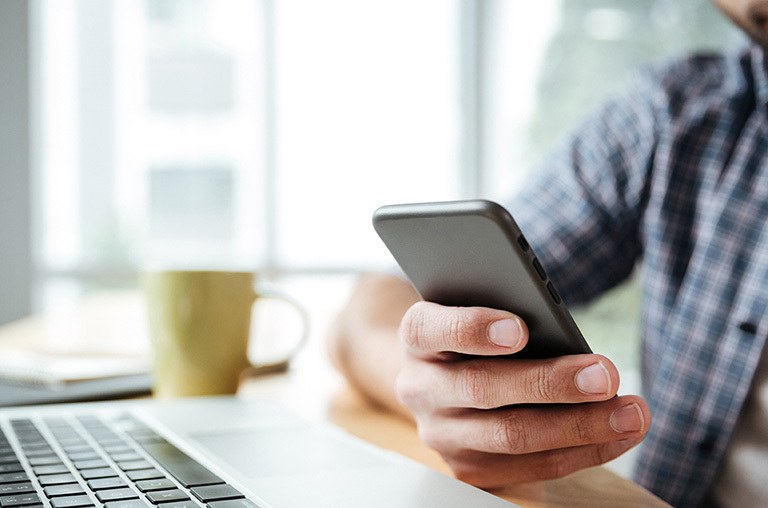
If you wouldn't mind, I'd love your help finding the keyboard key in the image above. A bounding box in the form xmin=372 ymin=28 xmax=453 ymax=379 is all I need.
xmin=0 ymin=492 xmax=41 ymax=507
xmin=44 ymin=484 xmax=86 ymax=497
xmin=79 ymin=467 xmax=117 ymax=480
xmin=95 ymin=488 xmax=139 ymax=503
xmin=56 ymin=439 xmax=88 ymax=448
xmin=87 ymin=477 xmax=126 ymax=491
xmin=108 ymin=453 xmax=142 ymax=462
xmin=32 ymin=465 xmax=69 ymax=476
xmin=49 ymin=494 xmax=93 ymax=508
xmin=59 ymin=440 xmax=93 ymax=453
xmin=125 ymin=470 xmax=164 ymax=482
xmin=156 ymin=502 xmax=197 ymax=508
xmin=27 ymin=456 xmax=60 ymax=467
xmin=102 ymin=445 xmax=132 ymax=455
xmin=140 ymin=442 xmax=222 ymax=488
xmin=18 ymin=444 xmax=49 ymax=452
xmin=0 ymin=483 xmax=35 ymax=495
xmin=189 ymin=485 xmax=243 ymax=503
xmin=104 ymin=501 xmax=152 ymax=508
xmin=207 ymin=499 xmax=262 ymax=508
xmin=98 ymin=439 xmax=126 ymax=448
xmin=135 ymin=479 xmax=176 ymax=493
xmin=62 ymin=436 xmax=90 ymax=444
xmin=73 ymin=460 xmax=109 ymax=470
xmin=0 ymin=473 xmax=28 ymax=485
xmin=22 ymin=449 xmax=55 ymax=458
xmin=145 ymin=489 xmax=190 ymax=504
xmin=37 ymin=474 xmax=77 ymax=486
xmin=66 ymin=452 xmax=98 ymax=462
xmin=0 ymin=465 xmax=23 ymax=475
xmin=117 ymin=461 xmax=153 ymax=472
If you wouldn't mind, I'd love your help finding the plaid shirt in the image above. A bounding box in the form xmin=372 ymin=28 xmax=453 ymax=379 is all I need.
xmin=509 ymin=44 xmax=768 ymax=507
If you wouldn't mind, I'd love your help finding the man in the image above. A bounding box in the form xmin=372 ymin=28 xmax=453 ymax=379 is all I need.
xmin=328 ymin=1 xmax=768 ymax=506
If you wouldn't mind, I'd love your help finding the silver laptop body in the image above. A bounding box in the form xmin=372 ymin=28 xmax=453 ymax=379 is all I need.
xmin=0 ymin=397 xmax=516 ymax=507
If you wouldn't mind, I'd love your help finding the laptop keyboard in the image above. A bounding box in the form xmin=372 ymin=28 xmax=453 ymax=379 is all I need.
xmin=0 ymin=414 xmax=263 ymax=508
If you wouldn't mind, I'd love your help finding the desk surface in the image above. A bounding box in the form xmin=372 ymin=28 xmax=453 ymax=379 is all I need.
xmin=0 ymin=291 xmax=669 ymax=507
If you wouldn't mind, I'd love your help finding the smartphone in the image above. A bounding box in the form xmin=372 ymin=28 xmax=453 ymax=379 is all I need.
xmin=372 ymin=199 xmax=591 ymax=358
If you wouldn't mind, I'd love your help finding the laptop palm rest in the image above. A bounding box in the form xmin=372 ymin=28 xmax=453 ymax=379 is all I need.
xmin=190 ymin=425 xmax=388 ymax=477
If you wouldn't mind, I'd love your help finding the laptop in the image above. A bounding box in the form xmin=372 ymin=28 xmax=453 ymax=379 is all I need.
xmin=0 ymin=397 xmax=517 ymax=507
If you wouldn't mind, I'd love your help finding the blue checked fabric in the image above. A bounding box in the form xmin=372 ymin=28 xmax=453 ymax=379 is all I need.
xmin=508 ymin=44 xmax=768 ymax=507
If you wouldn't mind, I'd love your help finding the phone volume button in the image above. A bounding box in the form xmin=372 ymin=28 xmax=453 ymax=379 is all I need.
xmin=518 ymin=235 xmax=530 ymax=251
xmin=547 ymin=281 xmax=562 ymax=304
xmin=532 ymin=258 xmax=547 ymax=280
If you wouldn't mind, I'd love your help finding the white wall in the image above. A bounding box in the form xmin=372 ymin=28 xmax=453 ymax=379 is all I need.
xmin=0 ymin=0 xmax=33 ymax=325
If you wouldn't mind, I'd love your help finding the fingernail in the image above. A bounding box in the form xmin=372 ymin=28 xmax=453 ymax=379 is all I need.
xmin=610 ymin=403 xmax=644 ymax=433
xmin=575 ymin=362 xmax=611 ymax=395
xmin=488 ymin=318 xmax=523 ymax=348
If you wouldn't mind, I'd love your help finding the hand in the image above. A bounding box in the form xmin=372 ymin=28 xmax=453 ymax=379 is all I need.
xmin=396 ymin=301 xmax=651 ymax=488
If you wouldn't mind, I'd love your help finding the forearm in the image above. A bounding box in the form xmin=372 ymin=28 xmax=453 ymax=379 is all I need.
xmin=327 ymin=273 xmax=419 ymax=419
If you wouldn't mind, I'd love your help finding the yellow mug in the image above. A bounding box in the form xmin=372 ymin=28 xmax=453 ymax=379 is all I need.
xmin=142 ymin=269 xmax=308 ymax=398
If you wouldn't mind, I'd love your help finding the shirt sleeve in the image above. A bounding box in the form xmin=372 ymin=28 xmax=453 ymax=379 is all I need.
xmin=508 ymin=69 xmax=660 ymax=306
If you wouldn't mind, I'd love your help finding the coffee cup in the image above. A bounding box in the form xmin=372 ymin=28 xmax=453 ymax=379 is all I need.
xmin=142 ymin=269 xmax=308 ymax=398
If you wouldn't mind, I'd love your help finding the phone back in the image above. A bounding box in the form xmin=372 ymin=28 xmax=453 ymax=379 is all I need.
xmin=373 ymin=200 xmax=591 ymax=358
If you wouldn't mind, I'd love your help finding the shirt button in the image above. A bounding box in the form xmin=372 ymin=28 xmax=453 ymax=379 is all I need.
xmin=737 ymin=321 xmax=758 ymax=335
xmin=697 ymin=434 xmax=717 ymax=454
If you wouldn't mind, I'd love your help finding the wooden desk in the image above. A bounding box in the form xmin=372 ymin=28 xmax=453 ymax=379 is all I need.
xmin=0 ymin=291 xmax=669 ymax=507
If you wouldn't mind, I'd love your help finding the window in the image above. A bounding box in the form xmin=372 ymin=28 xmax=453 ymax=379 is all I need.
xmin=28 ymin=0 xmax=743 ymax=477
xmin=37 ymin=0 xmax=459 ymax=292
xmin=34 ymin=0 xmax=742 ymax=306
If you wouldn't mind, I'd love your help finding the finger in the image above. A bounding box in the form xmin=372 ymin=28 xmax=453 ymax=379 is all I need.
xmin=398 ymin=354 xmax=619 ymax=411
xmin=444 ymin=437 xmax=644 ymax=488
xmin=419 ymin=395 xmax=650 ymax=456
xmin=400 ymin=301 xmax=529 ymax=357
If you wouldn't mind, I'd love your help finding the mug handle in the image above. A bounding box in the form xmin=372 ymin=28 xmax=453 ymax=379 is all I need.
xmin=244 ymin=292 xmax=310 ymax=376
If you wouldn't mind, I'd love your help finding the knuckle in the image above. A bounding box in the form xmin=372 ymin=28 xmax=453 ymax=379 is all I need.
xmin=394 ymin=372 xmax=418 ymax=409
xmin=440 ymin=451 xmax=495 ymax=488
xmin=591 ymin=442 xmax=616 ymax=466
xmin=541 ymin=450 xmax=575 ymax=480
xmin=400 ymin=303 xmax=490 ymax=354
xmin=458 ymin=364 xmax=495 ymax=409
xmin=568 ymin=409 xmax=596 ymax=443
xmin=394 ymin=365 xmax=429 ymax=411
xmin=445 ymin=307 xmax=481 ymax=352
xmin=400 ymin=303 xmax=427 ymax=351
xmin=416 ymin=420 xmax=445 ymax=451
xmin=446 ymin=314 xmax=467 ymax=349
xmin=530 ymin=363 xmax=558 ymax=403
xmin=451 ymin=308 xmax=482 ymax=349
xmin=538 ymin=441 xmax=617 ymax=481
xmin=451 ymin=461 xmax=485 ymax=487
xmin=492 ymin=412 xmax=529 ymax=454
xmin=419 ymin=429 xmax=441 ymax=451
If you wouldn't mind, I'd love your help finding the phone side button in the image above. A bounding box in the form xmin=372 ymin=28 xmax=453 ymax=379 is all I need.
xmin=518 ymin=235 xmax=530 ymax=251
xmin=532 ymin=258 xmax=547 ymax=280
xmin=546 ymin=281 xmax=562 ymax=304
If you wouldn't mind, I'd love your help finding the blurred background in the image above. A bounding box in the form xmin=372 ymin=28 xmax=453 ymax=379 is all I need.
xmin=0 ymin=0 xmax=743 ymax=385
xmin=0 ymin=0 xmax=746 ymax=478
